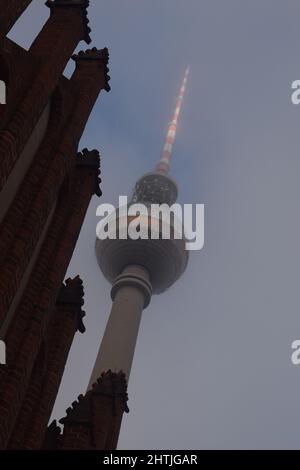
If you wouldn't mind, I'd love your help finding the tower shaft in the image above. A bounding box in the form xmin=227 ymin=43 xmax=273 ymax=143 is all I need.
xmin=88 ymin=265 xmax=152 ymax=387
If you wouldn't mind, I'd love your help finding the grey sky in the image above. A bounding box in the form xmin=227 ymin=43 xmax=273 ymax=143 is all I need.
xmin=9 ymin=0 xmax=300 ymax=449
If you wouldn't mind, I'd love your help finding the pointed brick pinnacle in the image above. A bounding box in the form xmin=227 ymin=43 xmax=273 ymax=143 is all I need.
xmin=57 ymin=275 xmax=86 ymax=333
xmin=77 ymin=148 xmax=102 ymax=197
xmin=72 ymin=47 xmax=111 ymax=92
xmin=45 ymin=0 xmax=91 ymax=44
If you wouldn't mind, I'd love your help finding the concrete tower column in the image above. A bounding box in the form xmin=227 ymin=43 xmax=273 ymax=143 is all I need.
xmin=88 ymin=265 xmax=152 ymax=387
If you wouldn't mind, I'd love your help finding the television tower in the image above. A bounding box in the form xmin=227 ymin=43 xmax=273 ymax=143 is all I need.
xmin=89 ymin=67 xmax=190 ymax=387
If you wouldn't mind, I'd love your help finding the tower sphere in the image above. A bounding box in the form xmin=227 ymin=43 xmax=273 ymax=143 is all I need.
xmin=95 ymin=174 xmax=189 ymax=295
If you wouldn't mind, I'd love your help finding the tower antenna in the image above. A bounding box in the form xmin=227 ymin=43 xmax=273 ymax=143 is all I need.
xmin=156 ymin=66 xmax=190 ymax=175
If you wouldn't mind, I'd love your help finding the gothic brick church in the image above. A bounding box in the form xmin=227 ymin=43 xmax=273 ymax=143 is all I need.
xmin=0 ymin=0 xmax=128 ymax=450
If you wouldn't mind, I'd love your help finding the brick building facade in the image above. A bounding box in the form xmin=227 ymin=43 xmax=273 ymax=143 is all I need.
xmin=0 ymin=0 xmax=128 ymax=450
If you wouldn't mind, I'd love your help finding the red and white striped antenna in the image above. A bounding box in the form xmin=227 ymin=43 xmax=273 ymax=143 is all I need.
xmin=156 ymin=66 xmax=190 ymax=175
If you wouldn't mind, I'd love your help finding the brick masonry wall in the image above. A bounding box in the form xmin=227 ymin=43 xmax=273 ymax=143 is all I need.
xmin=7 ymin=343 xmax=47 ymax=449
xmin=0 ymin=0 xmax=91 ymax=191
xmin=0 ymin=40 xmax=38 ymax=130
xmin=58 ymin=371 xmax=129 ymax=450
xmin=8 ymin=277 xmax=86 ymax=449
xmin=0 ymin=48 xmax=109 ymax=328
xmin=0 ymin=2 xmax=112 ymax=450
xmin=0 ymin=150 xmax=101 ymax=449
